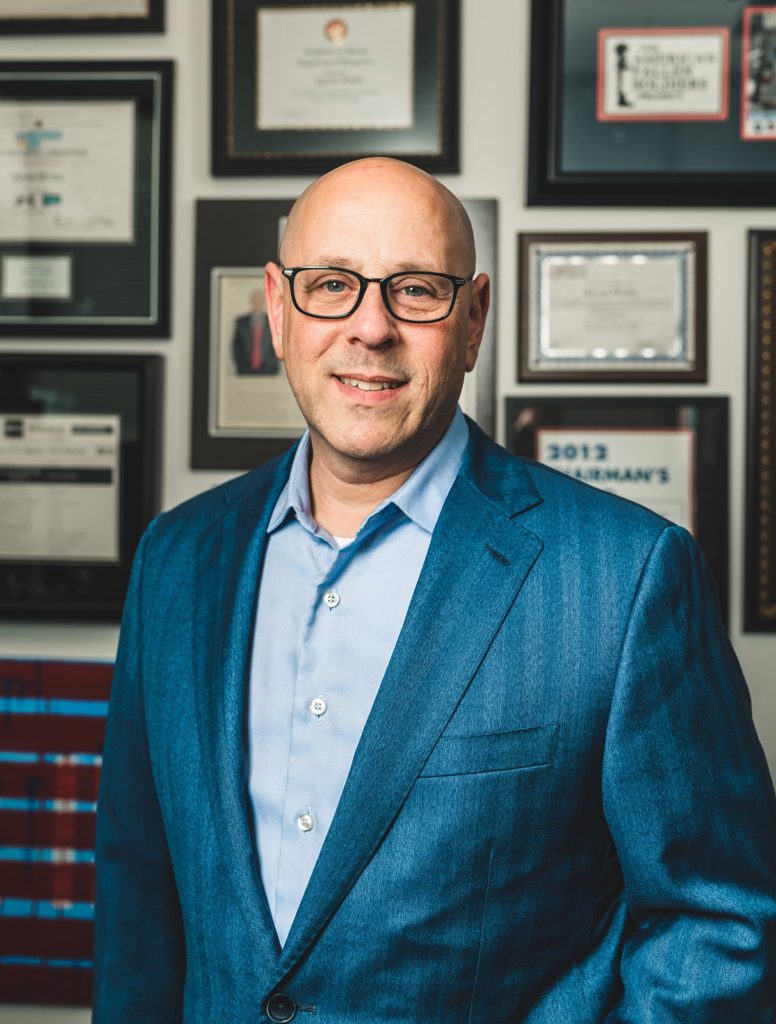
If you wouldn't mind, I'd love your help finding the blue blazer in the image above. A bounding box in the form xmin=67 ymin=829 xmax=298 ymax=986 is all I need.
xmin=94 ymin=421 xmax=776 ymax=1023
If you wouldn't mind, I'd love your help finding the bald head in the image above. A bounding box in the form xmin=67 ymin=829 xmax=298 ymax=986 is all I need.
xmin=279 ymin=158 xmax=476 ymax=276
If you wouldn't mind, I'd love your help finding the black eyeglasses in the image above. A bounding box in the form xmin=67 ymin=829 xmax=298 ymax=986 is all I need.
xmin=281 ymin=266 xmax=472 ymax=324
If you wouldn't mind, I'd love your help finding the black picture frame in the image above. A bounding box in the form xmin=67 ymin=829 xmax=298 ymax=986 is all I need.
xmin=745 ymin=230 xmax=776 ymax=632
xmin=528 ymin=0 xmax=776 ymax=206
xmin=517 ymin=232 xmax=708 ymax=383
xmin=212 ymin=0 xmax=459 ymax=176
xmin=0 ymin=61 xmax=173 ymax=337
xmin=0 ymin=1 xmax=164 ymax=34
xmin=191 ymin=198 xmax=301 ymax=471
xmin=0 ymin=354 xmax=162 ymax=621
xmin=505 ymin=396 xmax=730 ymax=621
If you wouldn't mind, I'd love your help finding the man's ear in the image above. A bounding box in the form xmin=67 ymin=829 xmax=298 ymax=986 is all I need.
xmin=264 ymin=262 xmax=285 ymax=360
xmin=464 ymin=272 xmax=490 ymax=373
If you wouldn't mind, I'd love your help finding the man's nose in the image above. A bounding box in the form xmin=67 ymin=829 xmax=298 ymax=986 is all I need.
xmin=345 ymin=280 xmax=398 ymax=348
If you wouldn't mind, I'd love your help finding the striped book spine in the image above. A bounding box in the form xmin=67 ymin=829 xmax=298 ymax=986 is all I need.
xmin=0 ymin=658 xmax=112 ymax=1006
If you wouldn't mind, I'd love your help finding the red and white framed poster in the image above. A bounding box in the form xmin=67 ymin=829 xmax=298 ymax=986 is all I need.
xmin=741 ymin=6 xmax=776 ymax=140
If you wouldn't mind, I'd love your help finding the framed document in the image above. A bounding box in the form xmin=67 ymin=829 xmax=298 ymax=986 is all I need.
xmin=528 ymin=0 xmax=776 ymax=206
xmin=518 ymin=233 xmax=707 ymax=383
xmin=0 ymin=1 xmax=164 ymax=34
xmin=0 ymin=657 xmax=112 ymax=1006
xmin=745 ymin=230 xmax=776 ymax=631
xmin=212 ymin=0 xmax=460 ymax=175
xmin=0 ymin=62 xmax=173 ymax=337
xmin=0 ymin=354 xmax=162 ymax=620
xmin=191 ymin=196 xmax=497 ymax=470
xmin=191 ymin=198 xmax=302 ymax=471
xmin=505 ymin=396 xmax=729 ymax=620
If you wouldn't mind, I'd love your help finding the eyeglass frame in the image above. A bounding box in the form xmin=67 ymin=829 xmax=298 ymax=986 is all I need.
xmin=280 ymin=266 xmax=474 ymax=324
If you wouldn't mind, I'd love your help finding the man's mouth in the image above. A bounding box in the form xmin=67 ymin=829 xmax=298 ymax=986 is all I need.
xmin=336 ymin=375 xmax=404 ymax=392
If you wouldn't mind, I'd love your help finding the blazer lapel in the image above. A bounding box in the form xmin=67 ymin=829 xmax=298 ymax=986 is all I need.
xmin=279 ymin=438 xmax=544 ymax=975
xmin=194 ymin=456 xmax=294 ymax=970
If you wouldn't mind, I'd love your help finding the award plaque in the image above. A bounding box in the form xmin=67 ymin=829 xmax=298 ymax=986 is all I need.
xmin=0 ymin=62 xmax=173 ymax=337
xmin=0 ymin=354 xmax=162 ymax=619
xmin=528 ymin=0 xmax=776 ymax=205
xmin=505 ymin=396 xmax=729 ymax=621
xmin=745 ymin=230 xmax=776 ymax=631
xmin=518 ymin=233 xmax=707 ymax=383
xmin=212 ymin=0 xmax=460 ymax=175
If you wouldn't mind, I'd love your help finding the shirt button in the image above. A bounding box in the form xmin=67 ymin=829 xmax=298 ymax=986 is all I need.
xmin=309 ymin=696 xmax=327 ymax=717
xmin=323 ymin=590 xmax=340 ymax=609
xmin=297 ymin=811 xmax=315 ymax=832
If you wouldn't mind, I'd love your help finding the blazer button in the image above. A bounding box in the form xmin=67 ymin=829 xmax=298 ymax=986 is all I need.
xmin=266 ymin=992 xmax=296 ymax=1022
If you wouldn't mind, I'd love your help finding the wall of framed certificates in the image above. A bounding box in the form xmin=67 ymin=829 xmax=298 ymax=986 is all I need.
xmin=0 ymin=1 xmax=775 ymax=1018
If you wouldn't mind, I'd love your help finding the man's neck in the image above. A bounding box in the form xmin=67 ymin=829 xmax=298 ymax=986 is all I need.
xmin=308 ymin=455 xmax=418 ymax=536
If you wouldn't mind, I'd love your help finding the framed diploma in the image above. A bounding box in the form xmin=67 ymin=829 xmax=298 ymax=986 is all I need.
xmin=518 ymin=233 xmax=707 ymax=383
xmin=529 ymin=0 xmax=776 ymax=206
xmin=0 ymin=1 xmax=164 ymax=34
xmin=745 ymin=230 xmax=776 ymax=631
xmin=212 ymin=0 xmax=460 ymax=175
xmin=505 ymin=396 xmax=729 ymax=621
xmin=0 ymin=62 xmax=173 ymax=337
xmin=0 ymin=657 xmax=112 ymax=1006
xmin=0 ymin=354 xmax=162 ymax=620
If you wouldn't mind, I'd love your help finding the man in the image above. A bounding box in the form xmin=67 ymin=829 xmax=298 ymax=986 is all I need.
xmin=94 ymin=158 xmax=776 ymax=1023
xmin=231 ymin=287 xmax=278 ymax=375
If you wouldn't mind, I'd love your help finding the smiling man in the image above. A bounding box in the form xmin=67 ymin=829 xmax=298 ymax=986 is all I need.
xmin=94 ymin=158 xmax=776 ymax=1024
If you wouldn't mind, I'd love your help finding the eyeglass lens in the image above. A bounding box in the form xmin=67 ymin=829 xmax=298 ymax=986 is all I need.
xmin=291 ymin=269 xmax=457 ymax=321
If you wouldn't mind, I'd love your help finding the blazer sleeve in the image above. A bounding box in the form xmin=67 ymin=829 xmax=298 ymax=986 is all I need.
xmin=601 ymin=524 xmax=776 ymax=1022
xmin=93 ymin=518 xmax=185 ymax=1023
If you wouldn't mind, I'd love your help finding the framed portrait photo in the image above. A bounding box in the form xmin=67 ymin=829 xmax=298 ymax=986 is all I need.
xmin=528 ymin=0 xmax=776 ymax=206
xmin=0 ymin=1 xmax=164 ymax=34
xmin=745 ymin=230 xmax=776 ymax=631
xmin=191 ymin=198 xmax=304 ymax=471
xmin=505 ymin=396 xmax=730 ymax=621
xmin=211 ymin=0 xmax=460 ymax=175
xmin=517 ymin=232 xmax=707 ymax=383
xmin=0 ymin=354 xmax=162 ymax=620
xmin=0 ymin=62 xmax=173 ymax=337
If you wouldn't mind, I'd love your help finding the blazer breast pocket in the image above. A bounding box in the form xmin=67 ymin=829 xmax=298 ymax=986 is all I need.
xmin=419 ymin=723 xmax=559 ymax=778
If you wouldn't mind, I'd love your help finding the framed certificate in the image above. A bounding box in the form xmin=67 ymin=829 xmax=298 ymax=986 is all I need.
xmin=0 ymin=1 xmax=164 ymax=34
xmin=0 ymin=354 xmax=162 ymax=620
xmin=518 ymin=233 xmax=707 ymax=382
xmin=505 ymin=396 xmax=729 ymax=621
xmin=0 ymin=62 xmax=173 ymax=337
xmin=0 ymin=657 xmax=112 ymax=1007
xmin=528 ymin=0 xmax=776 ymax=206
xmin=745 ymin=230 xmax=776 ymax=631
xmin=212 ymin=0 xmax=460 ymax=175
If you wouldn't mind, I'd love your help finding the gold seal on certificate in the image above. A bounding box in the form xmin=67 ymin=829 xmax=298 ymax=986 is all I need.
xmin=257 ymin=3 xmax=415 ymax=131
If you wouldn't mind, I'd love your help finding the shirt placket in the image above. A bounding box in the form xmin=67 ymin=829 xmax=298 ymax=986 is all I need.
xmin=274 ymin=534 xmax=346 ymax=934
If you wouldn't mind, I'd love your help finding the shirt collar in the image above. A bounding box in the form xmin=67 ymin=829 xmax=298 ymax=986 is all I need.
xmin=267 ymin=406 xmax=469 ymax=537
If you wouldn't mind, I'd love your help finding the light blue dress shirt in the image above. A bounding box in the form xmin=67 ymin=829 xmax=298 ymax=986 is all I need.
xmin=247 ymin=408 xmax=469 ymax=946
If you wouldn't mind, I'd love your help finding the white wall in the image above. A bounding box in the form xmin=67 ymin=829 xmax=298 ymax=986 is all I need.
xmin=1 ymin=1 xmax=774 ymax=1020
